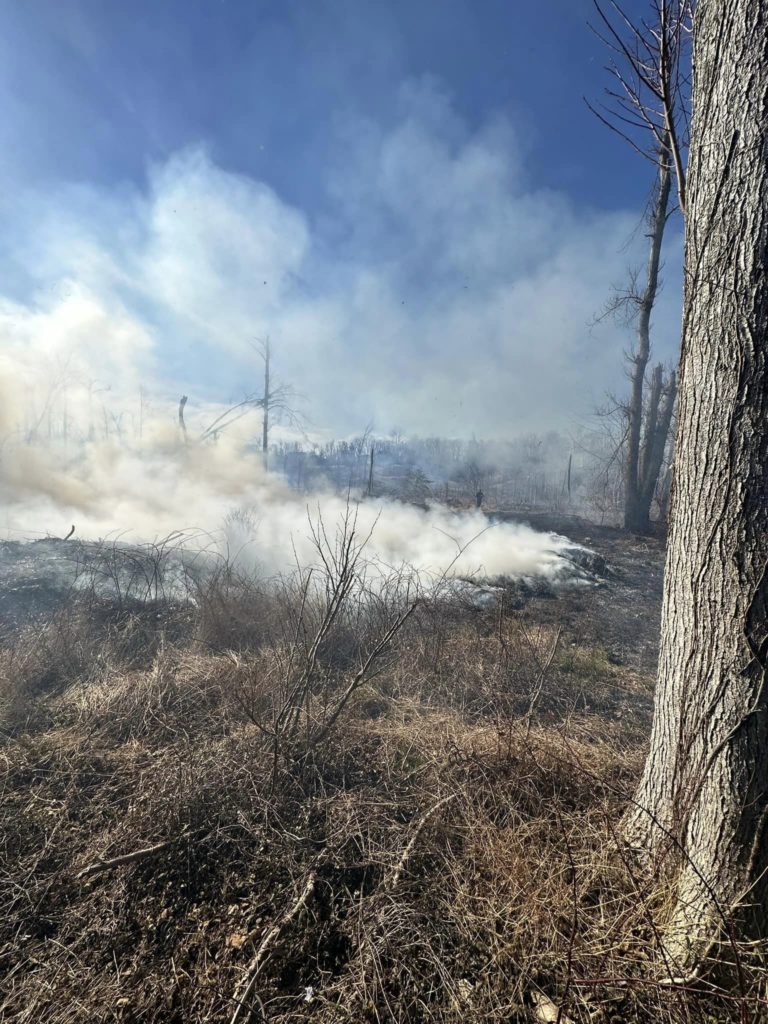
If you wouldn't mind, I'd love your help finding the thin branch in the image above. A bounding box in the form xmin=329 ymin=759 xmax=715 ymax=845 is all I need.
xmin=75 ymin=828 xmax=200 ymax=879
xmin=229 ymin=869 xmax=318 ymax=1024
xmin=386 ymin=792 xmax=459 ymax=890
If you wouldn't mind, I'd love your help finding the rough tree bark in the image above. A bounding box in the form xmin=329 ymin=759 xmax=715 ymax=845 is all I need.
xmin=624 ymin=0 xmax=768 ymax=971
xmin=624 ymin=146 xmax=673 ymax=533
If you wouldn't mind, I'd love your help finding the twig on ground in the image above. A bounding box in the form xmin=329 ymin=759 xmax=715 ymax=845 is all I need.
xmin=386 ymin=792 xmax=459 ymax=890
xmin=75 ymin=828 xmax=200 ymax=879
xmin=229 ymin=869 xmax=318 ymax=1024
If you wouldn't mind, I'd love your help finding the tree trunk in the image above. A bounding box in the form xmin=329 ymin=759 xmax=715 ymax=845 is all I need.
xmin=657 ymin=457 xmax=673 ymax=525
xmin=624 ymin=0 xmax=768 ymax=972
xmin=178 ymin=395 xmax=188 ymax=444
xmin=638 ymin=367 xmax=677 ymax=522
xmin=640 ymin=364 xmax=664 ymax=485
xmin=262 ymin=340 xmax=270 ymax=471
xmin=624 ymin=147 xmax=672 ymax=533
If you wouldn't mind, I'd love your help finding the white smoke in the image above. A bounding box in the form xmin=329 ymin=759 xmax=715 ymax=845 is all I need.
xmin=1 ymin=83 xmax=657 ymax=581
xmin=0 ymin=422 xmax=577 ymax=583
xmin=2 ymin=83 xmax=684 ymax=442
xmin=0 ymin=284 xmax=585 ymax=583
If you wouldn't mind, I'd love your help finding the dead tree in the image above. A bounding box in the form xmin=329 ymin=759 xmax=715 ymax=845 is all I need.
xmin=623 ymin=0 xmax=768 ymax=972
xmin=656 ymin=456 xmax=673 ymax=522
xmin=367 ymin=444 xmax=375 ymax=496
xmin=178 ymin=395 xmax=188 ymax=443
xmin=194 ymin=339 xmax=302 ymax=453
xmin=588 ymin=0 xmax=691 ymax=214
xmin=590 ymin=0 xmax=690 ymax=531
xmin=622 ymin=150 xmax=675 ymax=531
xmin=251 ymin=337 xmax=303 ymax=470
xmin=261 ymin=336 xmax=270 ymax=469
xmin=637 ymin=363 xmax=676 ymax=518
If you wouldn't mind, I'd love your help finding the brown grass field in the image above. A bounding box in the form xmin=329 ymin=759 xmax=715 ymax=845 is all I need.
xmin=2 ymin=518 xmax=766 ymax=1023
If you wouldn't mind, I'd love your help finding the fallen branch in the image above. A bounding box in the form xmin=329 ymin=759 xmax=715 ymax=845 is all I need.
xmin=229 ymin=869 xmax=318 ymax=1024
xmin=75 ymin=827 xmax=199 ymax=879
xmin=386 ymin=792 xmax=459 ymax=890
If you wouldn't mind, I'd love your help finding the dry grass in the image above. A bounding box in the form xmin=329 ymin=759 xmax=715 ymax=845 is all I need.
xmin=1 ymin=549 xmax=767 ymax=1023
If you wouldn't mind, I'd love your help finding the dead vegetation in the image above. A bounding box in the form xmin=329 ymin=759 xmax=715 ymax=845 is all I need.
xmin=1 ymin=522 xmax=766 ymax=1023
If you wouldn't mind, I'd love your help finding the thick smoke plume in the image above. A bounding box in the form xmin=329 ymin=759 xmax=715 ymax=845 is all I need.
xmin=0 ymin=265 xmax=582 ymax=584
xmin=0 ymin=422 xmax=578 ymax=583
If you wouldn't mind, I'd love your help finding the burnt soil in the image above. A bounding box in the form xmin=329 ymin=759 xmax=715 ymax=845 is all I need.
xmin=496 ymin=512 xmax=666 ymax=677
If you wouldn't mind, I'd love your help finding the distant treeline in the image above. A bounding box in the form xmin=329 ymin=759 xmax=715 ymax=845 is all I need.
xmin=265 ymin=429 xmax=629 ymax=523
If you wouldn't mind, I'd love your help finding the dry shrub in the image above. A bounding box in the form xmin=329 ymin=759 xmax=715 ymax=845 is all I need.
xmin=0 ymin=598 xmax=195 ymax=737
xmin=0 ymin=611 xmax=102 ymax=736
xmin=4 ymin=699 xmax=764 ymax=1023
xmin=191 ymin=564 xmax=288 ymax=653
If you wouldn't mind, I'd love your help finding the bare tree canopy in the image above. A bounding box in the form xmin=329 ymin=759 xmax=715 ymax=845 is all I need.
xmin=588 ymin=0 xmax=692 ymax=214
xmin=591 ymin=0 xmax=686 ymax=532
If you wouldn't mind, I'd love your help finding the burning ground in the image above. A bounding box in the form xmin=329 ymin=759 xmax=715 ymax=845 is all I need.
xmin=0 ymin=519 xmax=603 ymax=634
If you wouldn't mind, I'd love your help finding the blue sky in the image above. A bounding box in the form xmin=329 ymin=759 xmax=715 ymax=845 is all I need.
xmin=0 ymin=0 xmax=682 ymax=439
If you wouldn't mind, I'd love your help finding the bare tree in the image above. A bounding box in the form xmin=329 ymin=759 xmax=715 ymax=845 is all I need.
xmin=194 ymin=338 xmax=302 ymax=455
xmin=636 ymin=362 xmax=676 ymax=519
xmin=617 ymin=151 xmax=678 ymax=532
xmin=251 ymin=337 xmax=303 ymax=470
xmin=588 ymin=0 xmax=691 ymax=213
xmin=261 ymin=336 xmax=270 ymax=467
xmin=623 ymin=0 xmax=768 ymax=973
xmin=178 ymin=395 xmax=188 ymax=443
xmin=590 ymin=0 xmax=690 ymax=531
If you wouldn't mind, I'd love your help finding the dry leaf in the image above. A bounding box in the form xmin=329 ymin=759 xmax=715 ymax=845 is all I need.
xmin=531 ymin=991 xmax=574 ymax=1024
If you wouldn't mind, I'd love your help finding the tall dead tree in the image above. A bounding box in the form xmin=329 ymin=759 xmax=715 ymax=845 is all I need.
xmin=195 ymin=338 xmax=302 ymax=454
xmin=250 ymin=337 xmax=303 ymax=468
xmin=367 ymin=444 xmax=375 ymax=496
xmin=178 ymin=394 xmax=188 ymax=444
xmin=637 ymin=363 xmax=676 ymax=515
xmin=622 ymin=0 xmax=768 ymax=972
xmin=261 ymin=336 xmax=271 ymax=470
xmin=590 ymin=0 xmax=690 ymax=531
xmin=622 ymin=149 xmax=677 ymax=531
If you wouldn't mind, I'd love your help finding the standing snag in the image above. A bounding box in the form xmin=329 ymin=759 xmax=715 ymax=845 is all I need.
xmin=590 ymin=0 xmax=690 ymax=532
xmin=178 ymin=394 xmax=188 ymax=443
xmin=622 ymin=146 xmax=676 ymax=533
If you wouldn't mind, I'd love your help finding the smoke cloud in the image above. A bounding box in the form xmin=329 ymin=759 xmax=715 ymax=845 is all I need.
xmin=0 ymin=415 xmax=579 ymax=584
xmin=0 ymin=78 xmax=683 ymax=441
xmin=0 ymin=78 xmax=681 ymax=580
